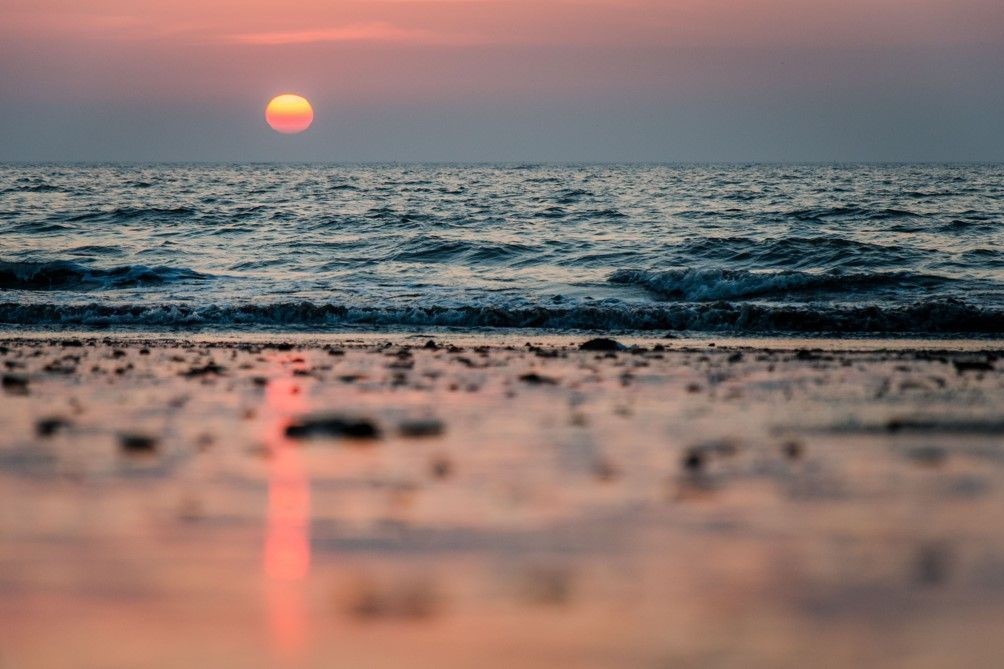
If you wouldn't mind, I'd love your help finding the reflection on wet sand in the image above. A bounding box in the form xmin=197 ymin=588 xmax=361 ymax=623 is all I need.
xmin=263 ymin=372 xmax=311 ymax=666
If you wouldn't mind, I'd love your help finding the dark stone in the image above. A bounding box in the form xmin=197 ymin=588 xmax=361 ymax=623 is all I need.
xmin=285 ymin=414 xmax=381 ymax=440
xmin=2 ymin=374 xmax=28 ymax=394
xmin=579 ymin=338 xmax=625 ymax=352
xmin=181 ymin=362 xmax=226 ymax=377
xmin=518 ymin=372 xmax=558 ymax=385
xmin=782 ymin=440 xmax=803 ymax=460
xmin=953 ymin=359 xmax=994 ymax=374
xmin=682 ymin=448 xmax=705 ymax=472
xmin=727 ymin=352 xmax=744 ymax=363
xmin=36 ymin=416 xmax=71 ymax=437
xmin=43 ymin=360 xmax=76 ymax=374
xmin=338 ymin=374 xmax=365 ymax=383
xmin=120 ymin=433 xmax=157 ymax=453
xmin=399 ymin=419 xmax=445 ymax=438
xmin=423 ymin=340 xmax=440 ymax=350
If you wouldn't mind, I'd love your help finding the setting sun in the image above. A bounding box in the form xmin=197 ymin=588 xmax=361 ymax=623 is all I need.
xmin=265 ymin=94 xmax=313 ymax=134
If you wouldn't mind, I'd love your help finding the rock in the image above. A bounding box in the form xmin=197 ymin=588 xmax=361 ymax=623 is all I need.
xmin=423 ymin=340 xmax=440 ymax=350
xmin=782 ymin=440 xmax=804 ymax=460
xmin=518 ymin=372 xmax=558 ymax=385
xmin=119 ymin=433 xmax=157 ymax=453
xmin=181 ymin=362 xmax=226 ymax=377
xmin=2 ymin=374 xmax=28 ymax=395
xmin=285 ymin=414 xmax=381 ymax=440
xmin=399 ymin=419 xmax=445 ymax=438
xmin=727 ymin=351 xmax=744 ymax=363
xmin=681 ymin=448 xmax=705 ymax=472
xmin=36 ymin=416 xmax=71 ymax=437
xmin=579 ymin=338 xmax=625 ymax=352
xmin=338 ymin=374 xmax=365 ymax=383
xmin=953 ymin=359 xmax=994 ymax=374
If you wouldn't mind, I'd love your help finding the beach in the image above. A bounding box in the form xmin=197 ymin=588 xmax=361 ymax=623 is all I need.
xmin=2 ymin=333 xmax=1003 ymax=668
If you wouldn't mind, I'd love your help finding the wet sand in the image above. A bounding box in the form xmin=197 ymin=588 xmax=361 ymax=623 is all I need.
xmin=1 ymin=333 xmax=1003 ymax=669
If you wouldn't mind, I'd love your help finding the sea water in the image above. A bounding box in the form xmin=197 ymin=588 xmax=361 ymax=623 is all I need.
xmin=1 ymin=163 xmax=1002 ymax=334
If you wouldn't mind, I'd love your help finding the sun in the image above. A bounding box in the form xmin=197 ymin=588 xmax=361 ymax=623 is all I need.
xmin=265 ymin=94 xmax=314 ymax=134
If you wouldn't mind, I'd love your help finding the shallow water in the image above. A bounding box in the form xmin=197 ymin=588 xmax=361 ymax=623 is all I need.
xmin=1 ymin=163 xmax=1002 ymax=334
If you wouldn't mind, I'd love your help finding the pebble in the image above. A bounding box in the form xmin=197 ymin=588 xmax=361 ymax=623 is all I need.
xmin=119 ymin=433 xmax=157 ymax=453
xmin=2 ymin=374 xmax=29 ymax=394
xmin=579 ymin=338 xmax=624 ymax=352
xmin=36 ymin=417 xmax=71 ymax=437
xmin=285 ymin=414 xmax=381 ymax=440
xmin=399 ymin=419 xmax=445 ymax=438
xmin=518 ymin=372 xmax=558 ymax=385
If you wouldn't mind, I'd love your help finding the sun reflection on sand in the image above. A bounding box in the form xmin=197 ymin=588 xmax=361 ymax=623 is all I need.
xmin=262 ymin=371 xmax=312 ymax=665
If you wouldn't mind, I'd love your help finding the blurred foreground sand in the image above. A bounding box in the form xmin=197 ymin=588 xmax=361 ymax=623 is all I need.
xmin=1 ymin=334 xmax=1003 ymax=669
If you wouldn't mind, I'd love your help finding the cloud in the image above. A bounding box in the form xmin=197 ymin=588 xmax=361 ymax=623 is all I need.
xmin=224 ymin=22 xmax=484 ymax=46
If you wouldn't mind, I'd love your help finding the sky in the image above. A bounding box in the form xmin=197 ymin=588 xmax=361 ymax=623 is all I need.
xmin=1 ymin=0 xmax=1003 ymax=162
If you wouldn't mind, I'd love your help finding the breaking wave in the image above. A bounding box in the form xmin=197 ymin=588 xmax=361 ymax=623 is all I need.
xmin=0 ymin=261 xmax=212 ymax=291
xmin=608 ymin=268 xmax=955 ymax=301
xmin=0 ymin=298 xmax=1001 ymax=334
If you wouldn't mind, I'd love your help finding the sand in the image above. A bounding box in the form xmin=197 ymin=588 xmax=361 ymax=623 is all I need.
xmin=1 ymin=333 xmax=1003 ymax=669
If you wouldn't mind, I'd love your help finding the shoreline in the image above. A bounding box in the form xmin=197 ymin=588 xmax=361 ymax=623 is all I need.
xmin=4 ymin=329 xmax=1003 ymax=351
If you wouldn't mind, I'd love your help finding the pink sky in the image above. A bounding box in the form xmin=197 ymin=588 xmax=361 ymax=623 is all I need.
xmin=4 ymin=0 xmax=1001 ymax=48
xmin=1 ymin=0 xmax=1002 ymax=160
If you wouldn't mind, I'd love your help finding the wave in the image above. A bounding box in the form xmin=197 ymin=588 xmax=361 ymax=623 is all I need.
xmin=671 ymin=236 xmax=930 ymax=270
xmin=4 ymin=183 xmax=62 ymax=193
xmin=0 ymin=298 xmax=1000 ymax=334
xmin=62 ymin=206 xmax=197 ymax=223
xmin=608 ymin=268 xmax=954 ymax=301
xmin=390 ymin=237 xmax=539 ymax=264
xmin=784 ymin=206 xmax=920 ymax=222
xmin=0 ymin=261 xmax=212 ymax=291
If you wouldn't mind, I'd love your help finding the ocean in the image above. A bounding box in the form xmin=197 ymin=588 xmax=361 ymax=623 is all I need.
xmin=1 ymin=163 xmax=1002 ymax=335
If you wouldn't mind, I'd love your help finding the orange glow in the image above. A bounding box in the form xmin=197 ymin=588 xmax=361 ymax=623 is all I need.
xmin=265 ymin=94 xmax=314 ymax=135
xmin=262 ymin=369 xmax=312 ymax=665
